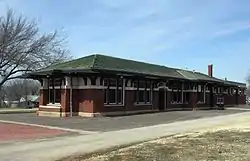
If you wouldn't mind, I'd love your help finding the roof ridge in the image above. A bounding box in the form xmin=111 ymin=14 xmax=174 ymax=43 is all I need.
xmin=90 ymin=54 xmax=98 ymax=68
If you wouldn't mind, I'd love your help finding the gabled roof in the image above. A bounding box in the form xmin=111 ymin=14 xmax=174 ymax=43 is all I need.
xmin=31 ymin=54 xmax=246 ymax=87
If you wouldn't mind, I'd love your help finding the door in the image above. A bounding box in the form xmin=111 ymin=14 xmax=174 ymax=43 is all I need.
xmin=159 ymin=88 xmax=165 ymax=111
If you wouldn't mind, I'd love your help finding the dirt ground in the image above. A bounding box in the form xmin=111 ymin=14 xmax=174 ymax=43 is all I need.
xmin=60 ymin=115 xmax=250 ymax=161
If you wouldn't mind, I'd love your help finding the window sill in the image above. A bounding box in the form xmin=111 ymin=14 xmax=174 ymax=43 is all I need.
xmin=47 ymin=103 xmax=61 ymax=107
xmin=104 ymin=103 xmax=124 ymax=107
xmin=40 ymin=104 xmax=61 ymax=109
xmin=170 ymin=102 xmax=183 ymax=104
xmin=134 ymin=102 xmax=152 ymax=106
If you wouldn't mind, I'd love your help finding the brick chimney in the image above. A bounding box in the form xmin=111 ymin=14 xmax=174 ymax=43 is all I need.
xmin=208 ymin=64 xmax=213 ymax=77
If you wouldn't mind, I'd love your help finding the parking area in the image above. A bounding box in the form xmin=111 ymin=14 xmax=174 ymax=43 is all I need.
xmin=0 ymin=107 xmax=249 ymax=132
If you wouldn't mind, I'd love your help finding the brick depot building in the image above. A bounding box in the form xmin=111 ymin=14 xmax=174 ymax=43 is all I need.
xmin=27 ymin=54 xmax=247 ymax=117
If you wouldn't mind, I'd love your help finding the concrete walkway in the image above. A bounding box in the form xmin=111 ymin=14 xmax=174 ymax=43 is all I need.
xmin=0 ymin=112 xmax=249 ymax=161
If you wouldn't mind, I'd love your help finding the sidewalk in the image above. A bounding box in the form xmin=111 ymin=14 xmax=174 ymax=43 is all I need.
xmin=0 ymin=112 xmax=249 ymax=161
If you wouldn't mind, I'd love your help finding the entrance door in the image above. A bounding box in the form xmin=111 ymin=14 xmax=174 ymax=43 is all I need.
xmin=159 ymin=88 xmax=166 ymax=111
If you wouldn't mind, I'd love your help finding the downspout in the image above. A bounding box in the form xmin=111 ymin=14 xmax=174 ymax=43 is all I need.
xmin=70 ymin=76 xmax=73 ymax=117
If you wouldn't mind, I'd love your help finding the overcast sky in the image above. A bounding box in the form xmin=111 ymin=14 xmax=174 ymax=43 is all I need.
xmin=1 ymin=0 xmax=250 ymax=82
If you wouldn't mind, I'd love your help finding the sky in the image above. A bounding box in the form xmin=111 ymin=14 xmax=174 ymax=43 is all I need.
xmin=0 ymin=0 xmax=250 ymax=82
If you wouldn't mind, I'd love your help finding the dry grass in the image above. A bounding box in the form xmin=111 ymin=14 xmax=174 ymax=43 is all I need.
xmin=61 ymin=130 xmax=250 ymax=161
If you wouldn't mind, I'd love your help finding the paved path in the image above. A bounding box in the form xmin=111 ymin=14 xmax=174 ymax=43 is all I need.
xmin=0 ymin=109 xmax=246 ymax=132
xmin=0 ymin=112 xmax=249 ymax=161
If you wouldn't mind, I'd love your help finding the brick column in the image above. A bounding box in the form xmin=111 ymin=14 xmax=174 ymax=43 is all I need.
xmin=60 ymin=89 xmax=70 ymax=116
xmin=152 ymin=90 xmax=159 ymax=110
xmin=189 ymin=92 xmax=197 ymax=110
xmin=39 ymin=89 xmax=48 ymax=106
xmin=166 ymin=89 xmax=170 ymax=109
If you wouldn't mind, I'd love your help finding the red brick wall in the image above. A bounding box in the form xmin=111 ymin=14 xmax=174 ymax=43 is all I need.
xmin=77 ymin=89 xmax=104 ymax=113
xmin=238 ymin=95 xmax=246 ymax=104
xmin=61 ymin=89 xmax=69 ymax=113
xmin=153 ymin=91 xmax=159 ymax=110
xmin=78 ymin=89 xmax=94 ymax=113
xmin=39 ymin=89 xmax=48 ymax=106
xmin=224 ymin=94 xmax=235 ymax=106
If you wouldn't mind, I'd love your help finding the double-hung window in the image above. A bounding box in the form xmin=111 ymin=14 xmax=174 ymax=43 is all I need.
xmin=197 ymin=85 xmax=205 ymax=103
xmin=171 ymin=87 xmax=182 ymax=103
xmin=48 ymin=78 xmax=62 ymax=104
xmin=134 ymin=80 xmax=152 ymax=104
xmin=104 ymin=78 xmax=123 ymax=105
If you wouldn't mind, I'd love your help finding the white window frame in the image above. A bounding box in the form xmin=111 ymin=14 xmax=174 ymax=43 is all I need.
xmin=103 ymin=78 xmax=125 ymax=106
xmin=134 ymin=81 xmax=153 ymax=105
xmin=48 ymin=78 xmax=62 ymax=104
xmin=170 ymin=85 xmax=182 ymax=104
xmin=197 ymin=85 xmax=205 ymax=104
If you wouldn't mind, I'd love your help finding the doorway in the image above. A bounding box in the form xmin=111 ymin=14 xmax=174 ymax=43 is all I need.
xmin=209 ymin=85 xmax=214 ymax=107
xmin=159 ymin=88 xmax=166 ymax=111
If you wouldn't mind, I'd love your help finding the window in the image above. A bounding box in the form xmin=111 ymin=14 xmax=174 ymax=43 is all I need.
xmin=104 ymin=78 xmax=123 ymax=105
xmin=233 ymin=89 xmax=236 ymax=94
xmin=229 ymin=88 xmax=234 ymax=95
xmin=48 ymin=78 xmax=62 ymax=104
xmin=213 ymin=87 xmax=217 ymax=93
xmin=184 ymin=83 xmax=191 ymax=90
xmin=171 ymin=87 xmax=182 ymax=103
xmin=183 ymin=92 xmax=190 ymax=103
xmin=217 ymin=87 xmax=221 ymax=94
xmin=197 ymin=85 xmax=205 ymax=103
xmin=224 ymin=88 xmax=228 ymax=94
xmin=134 ymin=80 xmax=152 ymax=104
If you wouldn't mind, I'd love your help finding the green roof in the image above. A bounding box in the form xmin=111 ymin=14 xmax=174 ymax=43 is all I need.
xmin=34 ymin=54 xmax=245 ymax=86
xmin=39 ymin=54 xmax=184 ymax=79
xmin=224 ymin=80 xmax=247 ymax=88
xmin=176 ymin=70 xmax=222 ymax=82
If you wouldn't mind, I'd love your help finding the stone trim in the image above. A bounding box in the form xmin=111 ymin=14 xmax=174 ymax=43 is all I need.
xmin=79 ymin=109 xmax=159 ymax=117
xmin=78 ymin=112 xmax=102 ymax=117
xmin=104 ymin=103 xmax=124 ymax=107
xmin=134 ymin=102 xmax=152 ymax=106
xmin=102 ymin=109 xmax=159 ymax=116
xmin=125 ymin=87 xmax=137 ymax=90
xmin=37 ymin=111 xmax=67 ymax=117
xmin=71 ymin=86 xmax=106 ymax=89
xmin=39 ymin=105 xmax=61 ymax=109
xmin=37 ymin=111 xmax=79 ymax=117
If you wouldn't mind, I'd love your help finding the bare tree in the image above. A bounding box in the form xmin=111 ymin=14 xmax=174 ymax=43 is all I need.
xmin=0 ymin=9 xmax=70 ymax=88
xmin=0 ymin=86 xmax=7 ymax=107
xmin=246 ymin=74 xmax=250 ymax=97
xmin=5 ymin=79 xmax=40 ymax=102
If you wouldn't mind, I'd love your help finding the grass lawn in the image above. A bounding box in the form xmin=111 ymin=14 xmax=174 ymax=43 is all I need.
xmin=0 ymin=108 xmax=38 ymax=114
xmin=60 ymin=129 xmax=250 ymax=161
